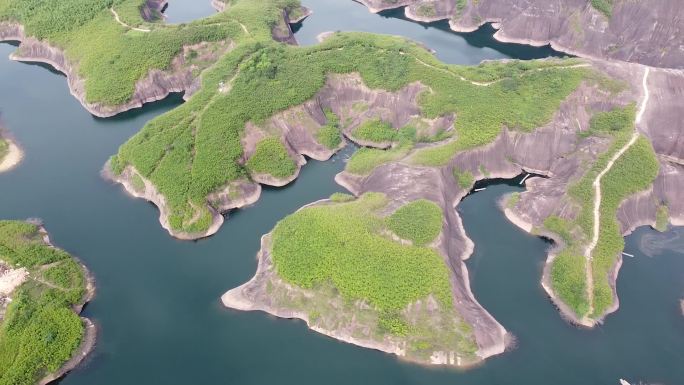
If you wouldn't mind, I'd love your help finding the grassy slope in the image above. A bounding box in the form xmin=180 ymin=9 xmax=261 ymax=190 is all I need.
xmin=0 ymin=221 xmax=87 ymax=385
xmin=269 ymin=193 xmax=477 ymax=356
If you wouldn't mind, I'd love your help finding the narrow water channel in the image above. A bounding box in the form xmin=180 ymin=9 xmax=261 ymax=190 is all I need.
xmin=0 ymin=1 xmax=681 ymax=384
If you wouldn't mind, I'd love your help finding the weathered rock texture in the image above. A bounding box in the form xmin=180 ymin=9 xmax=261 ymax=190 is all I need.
xmin=141 ymin=0 xmax=168 ymax=21
xmin=357 ymin=0 xmax=684 ymax=69
xmin=0 ymin=23 xmax=230 ymax=117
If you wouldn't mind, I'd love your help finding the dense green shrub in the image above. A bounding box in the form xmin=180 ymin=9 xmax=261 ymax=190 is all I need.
xmin=386 ymin=199 xmax=443 ymax=246
xmin=585 ymin=105 xmax=635 ymax=136
xmin=271 ymin=193 xmax=453 ymax=311
xmin=591 ymin=0 xmax=613 ymax=18
xmin=590 ymin=136 xmax=659 ymax=316
xmin=550 ymin=251 xmax=589 ymax=317
xmin=0 ymin=221 xmax=87 ymax=385
xmin=329 ymin=192 xmax=354 ymax=202
xmin=316 ymin=109 xmax=342 ymax=149
xmin=453 ymin=168 xmax=474 ymax=189
xmin=246 ymin=137 xmax=297 ymax=178
xmin=352 ymin=119 xmax=396 ymax=144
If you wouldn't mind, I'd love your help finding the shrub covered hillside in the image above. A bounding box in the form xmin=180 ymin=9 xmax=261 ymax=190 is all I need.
xmin=0 ymin=0 xmax=301 ymax=106
xmin=0 ymin=221 xmax=89 ymax=385
xmin=266 ymin=193 xmax=477 ymax=359
xmin=109 ymin=22 xmax=591 ymax=234
xmin=544 ymin=106 xmax=659 ymax=321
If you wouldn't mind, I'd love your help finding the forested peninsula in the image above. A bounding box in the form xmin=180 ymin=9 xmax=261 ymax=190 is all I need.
xmin=0 ymin=220 xmax=94 ymax=385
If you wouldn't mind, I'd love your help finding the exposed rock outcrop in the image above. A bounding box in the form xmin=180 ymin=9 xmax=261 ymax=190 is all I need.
xmin=357 ymin=0 xmax=684 ymax=69
xmin=272 ymin=7 xmax=313 ymax=45
xmin=141 ymin=0 xmax=168 ymax=21
xmin=0 ymin=23 xmax=231 ymax=118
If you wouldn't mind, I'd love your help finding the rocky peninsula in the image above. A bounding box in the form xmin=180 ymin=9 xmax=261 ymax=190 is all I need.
xmin=357 ymin=0 xmax=684 ymax=69
xmin=0 ymin=220 xmax=95 ymax=385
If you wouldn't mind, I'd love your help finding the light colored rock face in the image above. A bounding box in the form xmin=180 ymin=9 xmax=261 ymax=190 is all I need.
xmin=358 ymin=0 xmax=684 ymax=69
xmin=0 ymin=263 xmax=28 ymax=298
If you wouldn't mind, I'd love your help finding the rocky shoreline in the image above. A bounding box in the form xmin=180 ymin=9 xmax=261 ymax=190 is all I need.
xmin=221 ymin=52 xmax=684 ymax=364
xmin=355 ymin=0 xmax=683 ymax=69
xmin=222 ymin=197 xmax=500 ymax=367
xmin=0 ymin=23 xmax=225 ymax=118
xmin=30 ymin=223 xmax=97 ymax=385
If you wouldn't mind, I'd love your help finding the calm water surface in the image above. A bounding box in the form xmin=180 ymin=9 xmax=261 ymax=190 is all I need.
xmin=0 ymin=1 xmax=681 ymax=384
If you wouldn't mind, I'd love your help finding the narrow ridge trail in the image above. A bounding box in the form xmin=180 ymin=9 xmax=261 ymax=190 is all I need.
xmin=111 ymin=8 xmax=152 ymax=32
xmin=583 ymin=67 xmax=650 ymax=320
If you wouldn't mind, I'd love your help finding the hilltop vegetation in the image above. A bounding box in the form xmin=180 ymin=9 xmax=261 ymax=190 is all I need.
xmin=0 ymin=221 xmax=88 ymax=385
xmin=246 ymin=137 xmax=297 ymax=179
xmin=272 ymin=193 xmax=453 ymax=311
xmin=105 ymin=15 xmax=588 ymax=235
xmin=0 ymin=0 xmax=301 ymax=105
xmin=265 ymin=193 xmax=477 ymax=357
xmin=386 ymin=199 xmax=443 ymax=246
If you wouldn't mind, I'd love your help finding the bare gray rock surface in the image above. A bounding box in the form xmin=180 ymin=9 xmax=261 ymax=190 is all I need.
xmin=358 ymin=0 xmax=684 ymax=69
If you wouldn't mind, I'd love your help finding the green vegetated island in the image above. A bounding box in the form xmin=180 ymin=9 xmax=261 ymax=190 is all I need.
xmin=1 ymin=0 xmax=677 ymax=368
xmin=0 ymin=128 xmax=22 ymax=173
xmin=0 ymin=220 xmax=94 ymax=385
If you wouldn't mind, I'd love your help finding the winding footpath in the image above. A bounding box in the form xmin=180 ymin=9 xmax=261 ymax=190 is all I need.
xmin=110 ymin=8 xmax=152 ymax=32
xmin=583 ymin=67 xmax=650 ymax=319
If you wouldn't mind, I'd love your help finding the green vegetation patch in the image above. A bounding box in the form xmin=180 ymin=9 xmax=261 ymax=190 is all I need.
xmin=352 ymin=119 xmax=397 ymax=144
xmin=584 ymin=104 xmax=635 ymax=137
xmin=246 ymin=137 xmax=297 ymax=179
xmin=0 ymin=138 xmax=7 ymax=162
xmin=410 ymin=60 xmax=587 ymax=166
xmin=546 ymin=106 xmax=658 ymax=319
xmin=590 ymin=136 xmax=659 ymax=316
xmin=453 ymin=168 xmax=474 ymax=189
xmin=271 ymin=193 xmax=453 ymax=311
xmin=345 ymin=144 xmax=412 ymax=175
xmin=316 ymin=109 xmax=342 ymax=149
xmin=266 ymin=194 xmax=478 ymax=361
xmin=591 ymin=0 xmax=613 ymax=18
xmin=655 ymin=204 xmax=669 ymax=232
xmin=0 ymin=0 xmax=301 ymax=105
xmin=386 ymin=199 xmax=444 ymax=246
xmin=0 ymin=221 xmax=87 ymax=385
xmin=550 ymin=251 xmax=590 ymax=317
